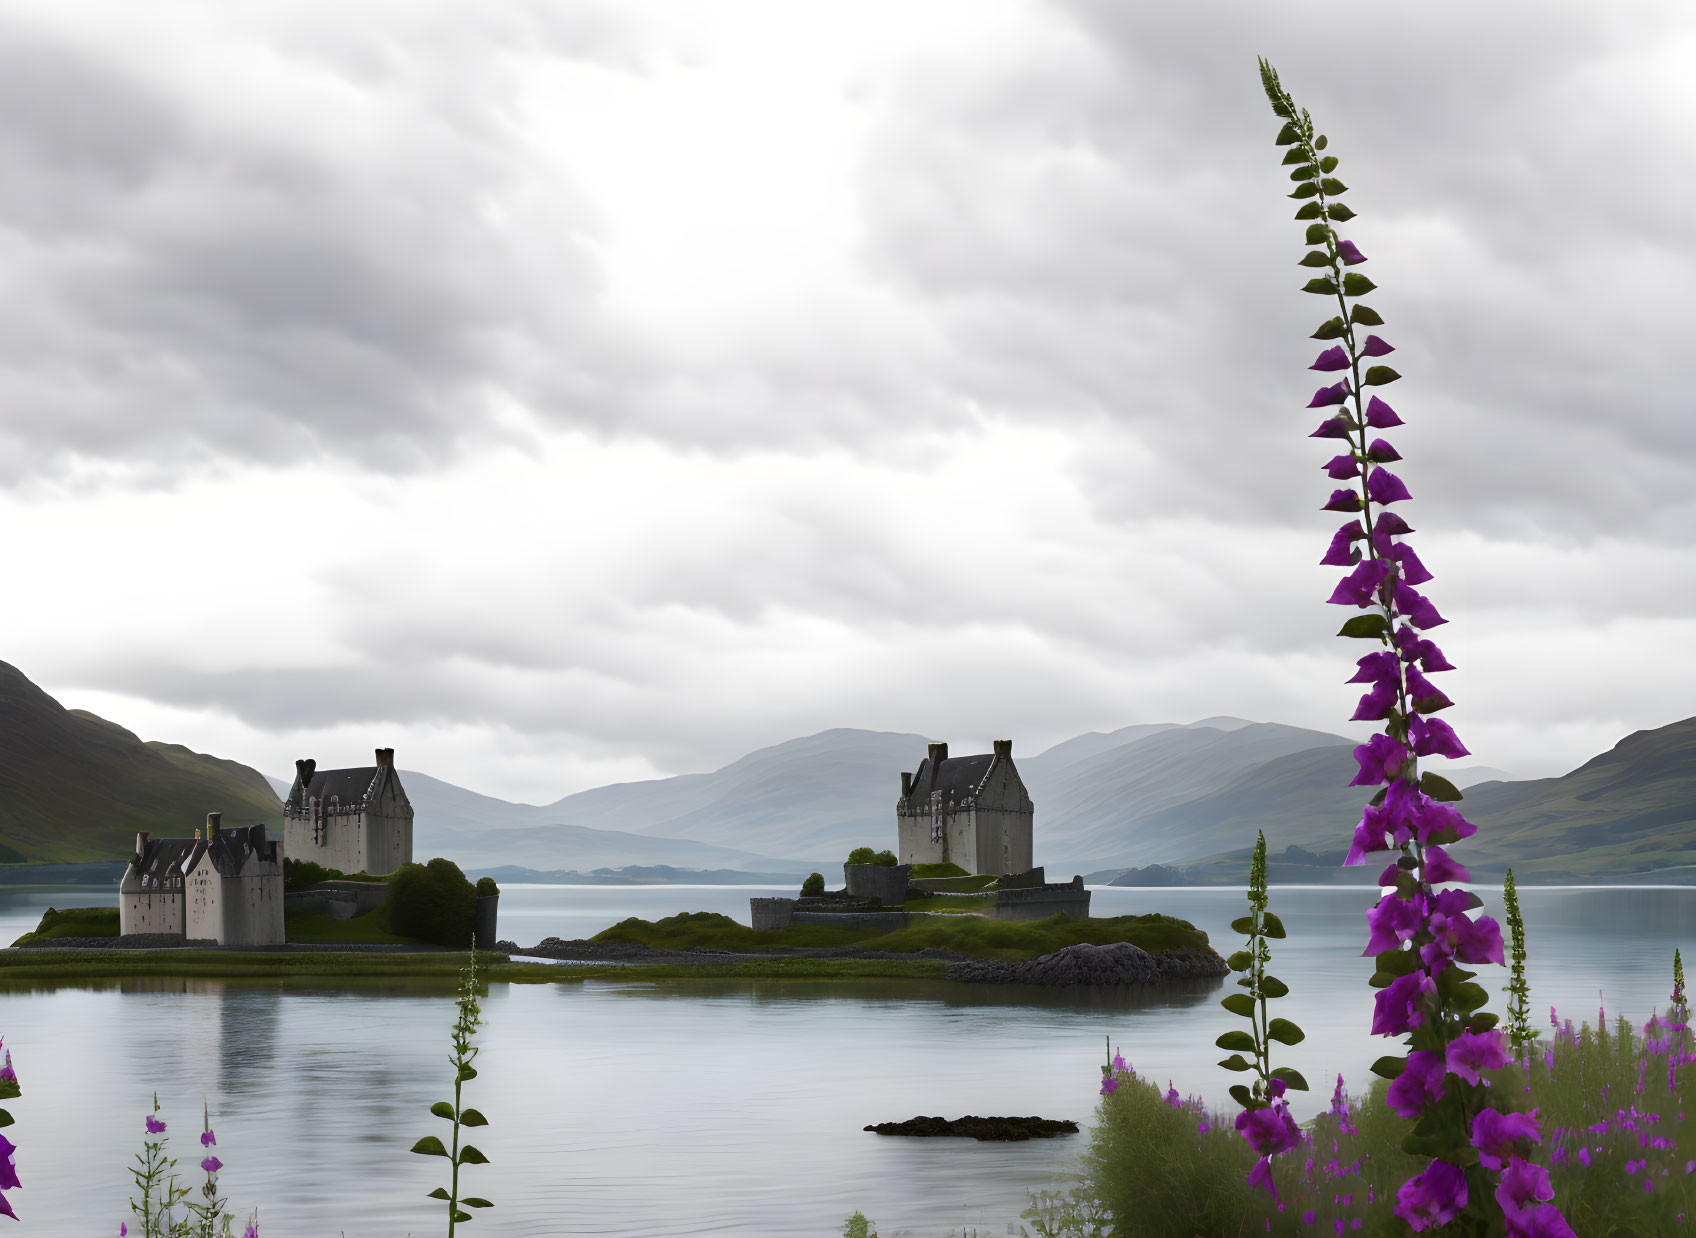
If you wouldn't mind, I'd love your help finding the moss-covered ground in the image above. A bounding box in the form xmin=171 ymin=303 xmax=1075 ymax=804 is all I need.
xmin=10 ymin=906 xmax=120 ymax=945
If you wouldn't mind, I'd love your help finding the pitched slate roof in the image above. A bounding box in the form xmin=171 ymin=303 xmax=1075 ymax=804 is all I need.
xmin=305 ymin=766 xmax=379 ymax=805
xmin=134 ymin=824 xmax=277 ymax=883
xmin=905 ymin=753 xmax=995 ymax=803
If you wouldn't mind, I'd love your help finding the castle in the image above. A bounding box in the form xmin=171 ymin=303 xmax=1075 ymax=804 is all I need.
xmin=895 ymin=740 xmax=1034 ymax=876
xmin=282 ymin=747 xmax=414 ymax=876
xmin=118 ymin=814 xmax=285 ymax=946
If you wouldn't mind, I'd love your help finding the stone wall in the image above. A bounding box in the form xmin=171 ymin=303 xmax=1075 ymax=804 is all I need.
xmin=474 ymin=894 xmax=499 ymax=949
xmin=843 ymin=863 xmax=912 ymax=905
xmin=750 ymin=897 xmax=795 ymax=930
xmin=998 ymin=866 xmax=1046 ymax=890
xmin=995 ymin=875 xmax=1091 ymax=922
xmin=219 ymin=872 xmax=285 ymax=947
xmin=790 ymin=909 xmax=910 ymax=932
xmin=121 ymin=887 xmax=183 ymax=936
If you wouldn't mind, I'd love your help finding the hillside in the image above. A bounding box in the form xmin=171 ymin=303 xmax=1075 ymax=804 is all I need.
xmin=0 ymin=661 xmax=282 ymax=862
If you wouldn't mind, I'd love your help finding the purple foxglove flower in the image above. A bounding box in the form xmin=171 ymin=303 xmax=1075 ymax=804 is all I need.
xmin=1472 ymin=1107 xmax=1543 ymax=1171
xmin=1100 ymin=1075 xmax=1117 ymax=1095
xmin=1236 ymin=1099 xmax=1301 ymax=1157
xmin=244 ymin=1227 xmax=258 ymax=1238
xmin=201 ymin=1156 xmax=222 ymax=1175
xmin=1421 ymin=844 xmax=1469 ymax=884
xmin=0 ymin=1133 xmax=16 ymax=1191
xmin=1496 ymin=1158 xmax=1576 ymax=1238
xmin=1408 ymin=714 xmax=1468 ymax=759
xmin=1322 ymin=488 xmax=1364 ymax=513
xmin=1337 ymin=240 xmax=1367 ymax=265
xmin=1366 ymin=466 xmax=1412 ymax=506
xmin=1386 ymin=1050 xmax=1447 ymax=1118
xmin=1364 ymin=437 xmax=1402 ymax=462
xmin=1345 ymin=802 xmax=1391 ymax=865
xmin=1364 ymin=395 xmax=1403 ymax=428
xmin=1328 ymin=559 xmax=1389 ymax=607
xmin=201 ymin=1129 xmax=217 ymax=1148
xmin=1324 ymin=452 xmax=1362 ymax=479
xmin=1311 ymin=346 xmax=1351 ymax=372
xmin=1446 ymin=1028 xmax=1512 ymax=1086
xmin=1247 ymin=1154 xmax=1280 ymax=1203
xmin=0 ymin=1192 xmax=14 ymax=1222
xmin=1310 ymin=417 xmax=1352 ymax=440
xmin=1372 ymin=509 xmax=1413 ymax=535
xmin=1359 ymin=334 xmax=1394 ymax=357
xmin=122 ymin=1224 xmax=129 ymax=1237
xmin=1411 ymin=795 xmax=1476 ymax=847
xmin=1346 ymin=650 xmax=1400 ymax=686
xmin=1363 ymin=890 xmax=1425 ymax=955
xmin=1404 ymin=665 xmax=1453 ymax=713
xmin=1111 ymin=1051 xmax=1126 ymax=1072
xmin=1350 ymin=680 xmax=1398 ymax=722
xmin=1391 ymin=541 xmax=1432 ymax=586
xmin=1372 ymin=970 xmax=1436 ymax=1036
xmin=1394 ymin=580 xmax=1446 ymax=629
xmin=1394 ymin=1160 xmax=1466 ymax=1232
xmin=146 ymin=1116 xmax=167 ymax=1135
xmin=1350 ymin=733 xmax=1408 ymax=787
xmin=1321 ymin=521 xmax=1364 ymax=566
xmin=1307 ymin=381 xmax=1351 ymax=408
xmin=1165 ymin=1082 xmax=1181 ymax=1108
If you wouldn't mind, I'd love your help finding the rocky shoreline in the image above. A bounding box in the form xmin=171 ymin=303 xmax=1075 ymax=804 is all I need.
xmin=945 ymin=942 xmax=1229 ymax=986
xmin=864 ymin=1114 xmax=1080 ymax=1141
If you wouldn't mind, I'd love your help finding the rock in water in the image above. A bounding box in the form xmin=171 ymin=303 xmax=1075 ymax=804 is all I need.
xmin=863 ymin=1115 xmax=1079 ymax=1141
xmin=945 ymin=941 xmax=1227 ymax=986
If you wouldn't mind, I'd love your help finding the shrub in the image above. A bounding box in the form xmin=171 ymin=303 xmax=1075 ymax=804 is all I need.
xmin=845 ymin=847 xmax=876 ymax=866
xmin=871 ymin=850 xmax=897 ymax=866
xmin=475 ymin=877 xmax=499 ymax=897
xmin=385 ymin=858 xmax=478 ymax=948
xmin=800 ymin=872 xmax=825 ymax=897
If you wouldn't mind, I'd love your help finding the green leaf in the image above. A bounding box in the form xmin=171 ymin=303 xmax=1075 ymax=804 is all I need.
xmin=1454 ymin=982 xmax=1490 ymax=1013
xmin=1319 ymin=156 xmax=1338 ymax=174
xmin=0 ymin=1110 xmax=12 ymax=1129
xmin=1281 ymin=148 xmax=1309 ymax=166
xmin=1301 ymin=278 xmax=1337 ymax=295
xmin=1337 ymin=614 xmax=1389 ymax=640
xmin=1261 ymin=975 xmax=1289 ymax=999
xmin=1268 ymin=1067 xmax=1309 ymax=1091
xmin=1369 ymin=785 xmax=1388 ymax=807
xmin=1311 ymin=316 xmax=1347 ymax=340
xmin=427 ymin=1188 xmax=452 ymax=1200
xmin=1319 ymin=178 xmax=1348 ymax=195
xmin=1341 ymin=273 xmax=1376 ymax=297
xmin=1304 ymin=223 xmax=1332 ymax=245
xmin=1315 ymin=134 xmax=1329 ymax=151
xmin=451 ymin=1210 xmax=472 ymax=1224
xmin=1216 ymin=1030 xmax=1257 ymax=1052
xmin=1226 ymin=949 xmax=1255 ymax=971
xmin=463 ymin=1198 xmax=495 ymax=1209
xmin=1293 ymin=201 xmax=1323 ymax=220
xmin=1298 ymin=250 xmax=1333 ymax=268
xmin=1376 ymin=946 xmax=1421 ymax=976
xmin=1362 ymin=366 xmax=1401 ymax=386
xmin=1326 ymin=202 xmax=1356 ymax=221
xmin=1217 ymin=1054 xmax=1254 ymax=1072
xmin=1228 ymin=1084 xmax=1254 ymax=1108
xmin=1266 ymin=1018 xmax=1306 ymax=1046
xmin=1349 ymin=304 xmax=1384 ymax=326
xmin=1275 ymin=122 xmax=1301 ymax=145
xmin=1420 ymin=771 xmax=1463 ymax=802
xmin=1230 ymin=915 xmax=1255 ymax=935
xmin=459 ymin=1108 xmax=489 ymax=1127
xmin=457 ymin=1065 xmax=479 ymax=1082
xmin=430 ymin=1101 xmax=456 ymax=1121
xmin=458 ymin=1144 xmax=490 ymax=1165
xmin=1289 ymin=165 xmax=1319 ymax=182
xmin=1221 ymin=992 xmax=1257 ymax=1018
xmin=1260 ymin=912 xmax=1287 ymax=939
xmin=411 ymin=1136 xmax=450 ymax=1158
xmin=1370 ymin=1055 xmax=1407 ymax=1079
xmin=1289 ymin=182 xmax=1321 ymax=199
xmin=1468 ymin=1013 xmax=1501 ymax=1034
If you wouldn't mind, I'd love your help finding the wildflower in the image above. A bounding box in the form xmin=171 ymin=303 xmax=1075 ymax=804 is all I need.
xmin=201 ymin=1129 xmax=217 ymax=1148
xmin=0 ymin=1135 xmax=16 ymax=1192
xmin=1111 ymin=1051 xmax=1126 ymax=1072
xmin=1386 ymin=1051 xmax=1447 ymax=1119
xmin=1337 ymin=239 xmax=1366 ymax=264
xmin=1471 ymin=1108 xmax=1542 ymax=1171
xmin=1311 ymin=346 xmax=1351 ymax=372
xmin=201 ymin=1156 xmax=222 ymax=1175
xmin=1495 ymin=1157 xmax=1575 ymax=1238
xmin=1394 ymin=1159 xmax=1466 ymax=1231
xmin=1164 ymin=1082 xmax=1181 ymax=1109
xmin=146 ymin=1116 xmax=166 ymax=1135
xmin=1099 ymin=1075 xmax=1118 ymax=1097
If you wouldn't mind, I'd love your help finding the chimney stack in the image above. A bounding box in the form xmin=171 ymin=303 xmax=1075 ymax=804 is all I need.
xmin=993 ymin=739 xmax=1012 ymax=759
xmin=927 ymin=742 xmax=948 ymax=766
xmin=901 ymin=771 xmax=912 ymax=798
xmin=135 ymin=832 xmax=149 ymax=860
xmin=295 ymin=758 xmax=316 ymax=787
xmin=207 ymin=812 xmax=222 ymax=835
xmin=376 ymin=747 xmax=394 ymax=769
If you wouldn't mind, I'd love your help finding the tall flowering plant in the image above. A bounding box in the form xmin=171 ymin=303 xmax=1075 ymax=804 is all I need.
xmin=1257 ymin=59 xmax=1573 ymax=1236
xmin=0 ymin=1036 xmax=19 ymax=1222
xmin=1502 ymin=869 xmax=1537 ymax=1061
xmin=412 ymin=943 xmax=494 ymax=1234
xmin=1216 ymin=831 xmax=1307 ymax=1203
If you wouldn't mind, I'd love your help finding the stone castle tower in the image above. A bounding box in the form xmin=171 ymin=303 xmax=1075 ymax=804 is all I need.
xmin=282 ymin=747 xmax=414 ymax=876
xmin=895 ymin=740 xmax=1034 ymax=876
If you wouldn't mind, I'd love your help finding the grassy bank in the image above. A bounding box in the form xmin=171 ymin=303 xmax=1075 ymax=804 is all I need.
xmin=10 ymin=905 xmax=120 ymax=945
xmin=593 ymin=909 xmax=1212 ymax=960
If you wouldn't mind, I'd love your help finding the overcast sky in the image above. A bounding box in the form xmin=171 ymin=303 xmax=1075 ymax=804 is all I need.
xmin=3 ymin=0 xmax=1693 ymax=804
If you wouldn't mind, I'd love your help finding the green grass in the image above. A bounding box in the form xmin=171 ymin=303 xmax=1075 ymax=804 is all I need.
xmin=593 ymin=910 xmax=1212 ymax=960
xmin=0 ymin=948 xmax=533 ymax=983
xmin=283 ymin=902 xmax=420 ymax=945
xmin=10 ymin=905 xmax=119 ymax=946
xmin=901 ymin=894 xmax=994 ymax=914
xmin=910 ymin=862 xmax=970 ymax=879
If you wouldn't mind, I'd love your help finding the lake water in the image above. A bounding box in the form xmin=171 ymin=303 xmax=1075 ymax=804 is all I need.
xmin=0 ymin=883 xmax=1689 ymax=1236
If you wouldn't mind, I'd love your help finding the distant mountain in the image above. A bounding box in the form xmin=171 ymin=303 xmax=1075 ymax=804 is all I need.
xmin=0 ymin=661 xmax=282 ymax=863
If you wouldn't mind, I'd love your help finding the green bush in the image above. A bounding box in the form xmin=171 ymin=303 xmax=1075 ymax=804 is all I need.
xmin=846 ymin=848 xmax=899 ymax=867
xmin=800 ymin=872 xmax=825 ymax=897
xmin=283 ymin=857 xmax=388 ymax=892
xmin=385 ymin=858 xmax=478 ymax=948
xmin=872 ymin=850 xmax=897 ymax=866
xmin=475 ymin=876 xmax=499 ymax=897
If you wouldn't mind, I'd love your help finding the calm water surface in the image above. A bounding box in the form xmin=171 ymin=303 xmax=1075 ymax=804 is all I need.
xmin=0 ymin=883 xmax=1689 ymax=1236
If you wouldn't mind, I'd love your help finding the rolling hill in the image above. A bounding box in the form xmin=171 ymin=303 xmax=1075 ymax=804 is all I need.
xmin=0 ymin=661 xmax=282 ymax=863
